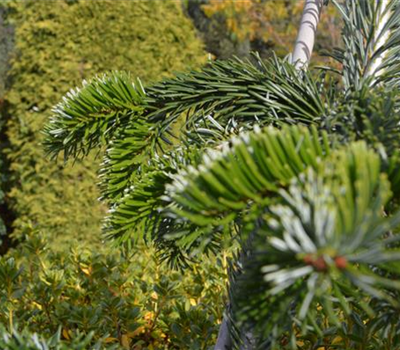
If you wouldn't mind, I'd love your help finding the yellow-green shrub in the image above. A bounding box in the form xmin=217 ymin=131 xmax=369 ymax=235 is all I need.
xmin=4 ymin=0 xmax=206 ymax=247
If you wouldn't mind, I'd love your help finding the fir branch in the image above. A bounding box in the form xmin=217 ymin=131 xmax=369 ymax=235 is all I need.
xmin=44 ymin=71 xmax=145 ymax=160
xmin=332 ymin=0 xmax=400 ymax=90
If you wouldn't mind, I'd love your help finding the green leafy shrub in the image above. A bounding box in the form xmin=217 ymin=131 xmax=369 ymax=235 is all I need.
xmin=0 ymin=232 xmax=225 ymax=349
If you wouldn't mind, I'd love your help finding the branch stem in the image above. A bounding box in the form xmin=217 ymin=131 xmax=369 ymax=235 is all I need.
xmin=292 ymin=0 xmax=324 ymax=69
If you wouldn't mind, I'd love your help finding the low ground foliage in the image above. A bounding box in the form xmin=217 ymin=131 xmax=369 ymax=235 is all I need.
xmin=0 ymin=232 xmax=225 ymax=349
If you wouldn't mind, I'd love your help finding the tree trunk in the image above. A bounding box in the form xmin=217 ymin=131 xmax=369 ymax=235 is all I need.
xmin=214 ymin=315 xmax=232 ymax=350
xmin=291 ymin=0 xmax=324 ymax=69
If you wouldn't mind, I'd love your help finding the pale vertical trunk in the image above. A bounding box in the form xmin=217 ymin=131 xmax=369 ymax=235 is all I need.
xmin=214 ymin=314 xmax=232 ymax=350
xmin=214 ymin=2 xmax=324 ymax=349
xmin=291 ymin=0 xmax=324 ymax=69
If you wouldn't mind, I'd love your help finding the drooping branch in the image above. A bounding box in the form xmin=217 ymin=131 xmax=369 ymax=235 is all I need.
xmin=291 ymin=0 xmax=324 ymax=69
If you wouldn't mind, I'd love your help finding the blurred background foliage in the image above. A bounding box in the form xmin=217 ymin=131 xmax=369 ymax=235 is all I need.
xmin=0 ymin=0 xmax=342 ymax=348
xmin=0 ymin=3 xmax=14 ymax=253
xmin=186 ymin=0 xmax=340 ymax=61
xmin=1 ymin=0 xmax=206 ymax=249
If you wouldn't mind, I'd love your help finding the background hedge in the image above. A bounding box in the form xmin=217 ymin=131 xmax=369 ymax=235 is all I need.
xmin=3 ymin=0 xmax=206 ymax=249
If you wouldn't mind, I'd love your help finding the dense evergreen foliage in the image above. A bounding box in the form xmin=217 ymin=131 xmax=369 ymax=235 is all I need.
xmin=3 ymin=0 xmax=400 ymax=349
xmin=44 ymin=0 xmax=400 ymax=349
